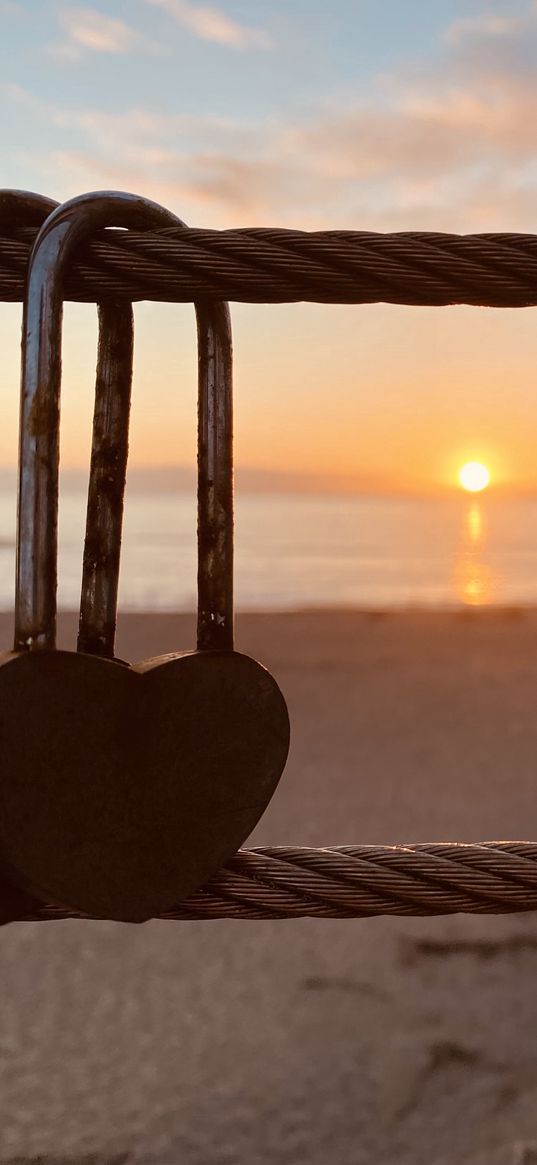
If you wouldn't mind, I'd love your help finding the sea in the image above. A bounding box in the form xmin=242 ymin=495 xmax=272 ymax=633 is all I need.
xmin=0 ymin=489 xmax=535 ymax=612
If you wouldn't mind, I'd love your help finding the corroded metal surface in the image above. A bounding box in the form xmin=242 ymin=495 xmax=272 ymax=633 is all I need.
xmin=15 ymin=191 xmax=184 ymax=652
xmin=14 ymin=190 xmax=234 ymax=655
xmin=197 ymin=301 xmax=233 ymax=651
xmin=78 ymin=302 xmax=134 ymax=658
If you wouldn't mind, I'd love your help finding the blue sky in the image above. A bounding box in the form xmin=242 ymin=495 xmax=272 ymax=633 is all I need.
xmin=3 ymin=0 xmax=532 ymax=231
xmin=2 ymin=3 xmax=482 ymax=129
xmin=2 ymin=1 xmax=537 ymax=491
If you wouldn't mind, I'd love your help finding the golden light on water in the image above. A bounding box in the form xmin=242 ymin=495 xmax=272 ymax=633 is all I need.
xmin=458 ymin=461 xmax=490 ymax=493
xmin=453 ymin=501 xmax=496 ymax=607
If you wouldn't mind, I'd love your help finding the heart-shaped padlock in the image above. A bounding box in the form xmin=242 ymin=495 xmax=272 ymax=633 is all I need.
xmin=0 ymin=191 xmax=290 ymax=922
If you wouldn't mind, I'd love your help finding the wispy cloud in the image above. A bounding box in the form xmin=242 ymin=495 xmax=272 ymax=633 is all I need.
xmin=8 ymin=3 xmax=537 ymax=231
xmin=444 ymin=14 xmax=520 ymax=45
xmin=3 ymin=83 xmax=235 ymax=145
xmin=147 ymin=0 xmax=272 ymax=49
xmin=51 ymin=6 xmax=145 ymax=59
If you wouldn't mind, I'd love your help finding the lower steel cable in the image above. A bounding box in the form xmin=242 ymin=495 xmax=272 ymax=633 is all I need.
xmin=3 ymin=842 xmax=537 ymax=922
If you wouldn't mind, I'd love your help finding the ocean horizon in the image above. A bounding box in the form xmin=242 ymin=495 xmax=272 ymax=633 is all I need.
xmin=0 ymin=487 xmax=534 ymax=612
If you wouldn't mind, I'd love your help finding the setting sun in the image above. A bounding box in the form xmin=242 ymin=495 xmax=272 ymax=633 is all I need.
xmin=458 ymin=462 xmax=490 ymax=493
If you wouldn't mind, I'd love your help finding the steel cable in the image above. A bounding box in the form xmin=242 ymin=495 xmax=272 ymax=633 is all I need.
xmin=3 ymin=843 xmax=537 ymax=922
xmin=3 ymin=220 xmax=537 ymax=306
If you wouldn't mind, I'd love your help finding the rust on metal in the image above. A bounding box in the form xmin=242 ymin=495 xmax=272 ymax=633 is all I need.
xmin=14 ymin=188 xmax=235 ymax=657
xmin=197 ymin=301 xmax=234 ymax=652
xmin=78 ymin=301 xmax=134 ymax=658
xmin=14 ymin=190 xmax=197 ymax=653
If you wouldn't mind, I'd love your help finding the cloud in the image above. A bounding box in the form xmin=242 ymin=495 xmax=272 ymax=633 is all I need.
xmin=444 ymin=14 xmax=520 ymax=45
xmin=146 ymin=0 xmax=272 ymax=49
xmin=8 ymin=3 xmax=537 ymax=232
xmin=3 ymin=83 xmax=237 ymax=148
xmin=51 ymin=6 xmax=144 ymax=58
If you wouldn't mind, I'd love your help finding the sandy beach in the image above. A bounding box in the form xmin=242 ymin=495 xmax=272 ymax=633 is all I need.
xmin=2 ymin=608 xmax=537 ymax=1164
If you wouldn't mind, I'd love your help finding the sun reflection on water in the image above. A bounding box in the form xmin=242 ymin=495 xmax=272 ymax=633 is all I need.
xmin=454 ymin=501 xmax=496 ymax=606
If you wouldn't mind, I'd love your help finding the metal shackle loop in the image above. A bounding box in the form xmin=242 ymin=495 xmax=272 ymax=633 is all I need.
xmin=0 ymin=189 xmax=58 ymax=226
xmin=16 ymin=190 xmax=233 ymax=655
xmin=2 ymin=190 xmax=135 ymax=658
xmin=77 ymin=298 xmax=134 ymax=659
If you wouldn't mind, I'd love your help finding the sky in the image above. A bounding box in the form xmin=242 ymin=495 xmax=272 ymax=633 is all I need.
xmin=2 ymin=0 xmax=537 ymax=493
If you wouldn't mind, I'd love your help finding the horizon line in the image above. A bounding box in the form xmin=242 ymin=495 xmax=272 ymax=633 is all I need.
xmin=0 ymin=463 xmax=533 ymax=499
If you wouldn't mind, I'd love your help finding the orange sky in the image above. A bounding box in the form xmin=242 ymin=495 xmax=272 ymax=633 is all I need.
xmin=4 ymin=3 xmax=537 ymax=496
xmin=2 ymin=297 xmax=536 ymax=495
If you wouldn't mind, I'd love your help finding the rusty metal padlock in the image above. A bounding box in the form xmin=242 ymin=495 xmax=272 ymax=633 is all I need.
xmin=0 ymin=191 xmax=290 ymax=923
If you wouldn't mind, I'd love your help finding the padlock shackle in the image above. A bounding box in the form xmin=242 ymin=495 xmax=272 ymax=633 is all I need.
xmin=3 ymin=191 xmax=136 ymax=657
xmin=196 ymin=300 xmax=234 ymax=652
xmin=0 ymin=190 xmax=58 ymax=226
xmin=15 ymin=191 xmax=234 ymax=653
xmin=77 ymin=299 xmax=134 ymax=660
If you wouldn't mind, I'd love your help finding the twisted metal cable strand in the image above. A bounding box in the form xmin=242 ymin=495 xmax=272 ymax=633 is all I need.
xmin=6 ymin=842 xmax=537 ymax=922
xmin=3 ymin=220 xmax=537 ymax=306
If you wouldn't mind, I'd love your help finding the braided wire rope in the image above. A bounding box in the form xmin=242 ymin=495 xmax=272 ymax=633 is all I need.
xmin=3 ymin=220 xmax=537 ymax=307
xmin=3 ymin=844 xmax=537 ymax=922
xmin=2 ymin=193 xmax=537 ymax=922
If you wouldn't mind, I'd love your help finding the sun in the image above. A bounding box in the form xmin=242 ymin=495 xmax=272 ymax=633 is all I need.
xmin=458 ymin=461 xmax=490 ymax=493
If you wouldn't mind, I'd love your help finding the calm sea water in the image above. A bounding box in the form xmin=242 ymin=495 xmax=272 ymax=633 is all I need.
xmin=0 ymin=490 xmax=534 ymax=611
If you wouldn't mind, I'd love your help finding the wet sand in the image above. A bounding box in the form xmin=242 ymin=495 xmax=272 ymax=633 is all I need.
xmin=2 ymin=609 xmax=537 ymax=1164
